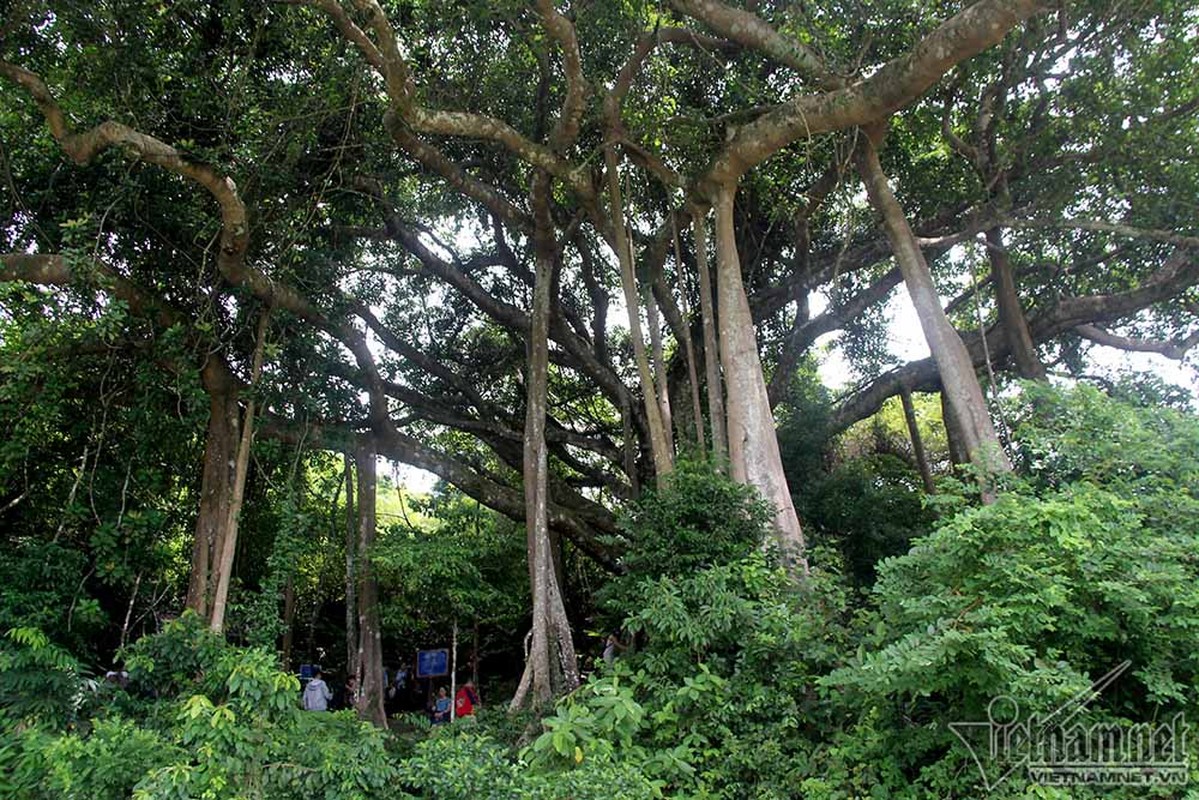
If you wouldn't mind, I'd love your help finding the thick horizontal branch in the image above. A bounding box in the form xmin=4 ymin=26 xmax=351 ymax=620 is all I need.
xmin=0 ymin=61 xmax=250 ymax=279
xmin=700 ymin=0 xmax=1044 ymax=188
xmin=667 ymin=0 xmax=839 ymax=86
xmin=264 ymin=415 xmax=621 ymax=570
xmin=831 ymin=249 xmax=1199 ymax=429
xmin=304 ymin=0 xmax=593 ymax=199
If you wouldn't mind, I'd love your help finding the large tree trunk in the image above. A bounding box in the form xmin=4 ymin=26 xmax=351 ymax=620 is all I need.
xmin=941 ymin=390 xmax=970 ymax=467
xmin=672 ymin=219 xmax=707 ymax=454
xmin=856 ymin=133 xmax=1010 ymax=484
xmin=185 ymin=364 xmax=238 ymax=618
xmin=209 ymin=311 xmax=270 ymax=634
xmin=510 ymin=171 xmax=580 ymax=712
xmin=343 ymin=453 xmax=359 ymax=684
xmin=692 ymin=212 xmax=728 ymax=462
xmin=355 ymin=438 xmax=388 ymax=728
xmin=986 ymin=227 xmax=1046 ymax=380
xmin=604 ymin=144 xmax=674 ymax=480
xmin=711 ymin=186 xmax=807 ymax=574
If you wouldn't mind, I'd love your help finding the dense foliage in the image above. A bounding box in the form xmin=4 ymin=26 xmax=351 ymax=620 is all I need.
xmin=7 ymin=385 xmax=1197 ymax=798
xmin=3 ymin=0 xmax=1199 ymax=795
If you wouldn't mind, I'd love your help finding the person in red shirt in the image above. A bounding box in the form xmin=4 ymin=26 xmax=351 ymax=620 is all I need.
xmin=454 ymin=681 xmax=479 ymax=718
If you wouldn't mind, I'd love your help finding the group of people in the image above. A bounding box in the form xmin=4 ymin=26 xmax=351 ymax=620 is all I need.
xmin=300 ymin=667 xmax=480 ymax=723
xmin=300 ymin=634 xmax=623 ymax=717
xmin=431 ymin=682 xmax=479 ymax=723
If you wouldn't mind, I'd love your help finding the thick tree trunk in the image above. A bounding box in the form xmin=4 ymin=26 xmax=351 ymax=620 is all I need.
xmin=185 ymin=366 xmax=237 ymax=617
xmin=941 ymin=391 xmax=970 ymax=467
xmin=985 ymin=227 xmax=1046 ymax=380
xmin=604 ymin=144 xmax=674 ymax=480
xmin=899 ymin=386 xmax=936 ymax=494
xmin=856 ymin=134 xmax=1010 ymax=483
xmin=711 ymin=186 xmax=807 ymax=574
xmin=355 ymin=438 xmax=388 ymax=728
xmin=510 ymin=171 xmax=580 ymax=712
xmin=343 ymin=454 xmax=359 ymax=684
xmin=209 ymin=311 xmax=270 ymax=634
xmin=672 ymin=219 xmax=707 ymax=453
xmin=692 ymin=212 xmax=728 ymax=462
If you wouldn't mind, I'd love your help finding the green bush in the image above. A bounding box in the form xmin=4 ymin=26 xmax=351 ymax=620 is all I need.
xmin=812 ymin=385 xmax=1199 ymax=798
xmin=398 ymin=730 xmax=662 ymax=799
xmin=3 ymin=618 xmax=399 ymax=800
xmin=613 ymin=458 xmax=771 ymax=581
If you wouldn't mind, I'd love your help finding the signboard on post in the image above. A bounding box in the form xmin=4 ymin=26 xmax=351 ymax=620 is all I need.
xmin=416 ymin=649 xmax=449 ymax=678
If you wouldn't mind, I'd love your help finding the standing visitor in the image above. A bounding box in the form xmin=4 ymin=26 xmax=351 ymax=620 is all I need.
xmin=454 ymin=681 xmax=479 ymax=718
xmin=602 ymin=634 xmax=624 ymax=666
xmin=303 ymin=669 xmax=333 ymax=711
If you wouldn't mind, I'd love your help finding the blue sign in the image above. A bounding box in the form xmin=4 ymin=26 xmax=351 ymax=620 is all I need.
xmin=416 ymin=649 xmax=449 ymax=678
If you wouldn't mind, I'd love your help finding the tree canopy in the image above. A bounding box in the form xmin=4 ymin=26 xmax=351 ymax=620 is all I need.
xmin=2 ymin=0 xmax=1198 ymax=796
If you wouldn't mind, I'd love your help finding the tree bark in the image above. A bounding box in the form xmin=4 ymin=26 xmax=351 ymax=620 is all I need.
xmin=986 ymin=227 xmax=1046 ymax=380
xmin=692 ymin=212 xmax=728 ymax=463
xmin=354 ymin=438 xmax=388 ymax=728
xmin=280 ymin=575 xmax=296 ymax=670
xmin=712 ymin=186 xmax=807 ymax=573
xmin=604 ymin=143 xmax=674 ymax=480
xmin=209 ymin=311 xmax=270 ymax=634
xmin=672 ymin=219 xmax=707 ymax=453
xmin=899 ymin=386 xmax=936 ymax=494
xmin=941 ymin=390 xmax=970 ymax=467
xmin=856 ymin=133 xmax=1010 ymax=484
xmin=510 ymin=171 xmax=580 ymax=712
xmin=343 ymin=453 xmax=359 ymax=684
xmin=646 ymin=292 xmax=675 ymax=455
xmin=185 ymin=364 xmax=238 ymax=617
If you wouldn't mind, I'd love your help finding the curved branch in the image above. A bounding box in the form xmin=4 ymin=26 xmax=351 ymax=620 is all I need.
xmin=667 ymin=0 xmax=839 ymax=86
xmin=700 ymin=0 xmax=1045 ymax=188
xmin=831 ymin=250 xmax=1199 ymax=430
xmin=534 ymin=0 xmax=589 ymax=151
xmin=1075 ymin=324 xmax=1199 ymax=360
xmin=0 ymin=61 xmax=249 ymax=278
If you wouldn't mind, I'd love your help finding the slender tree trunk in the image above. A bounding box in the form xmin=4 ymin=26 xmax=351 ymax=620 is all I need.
xmin=471 ymin=617 xmax=480 ymax=688
xmin=673 ymin=218 xmax=706 ymax=453
xmin=604 ymin=144 xmax=673 ymax=480
xmin=449 ymin=619 xmax=458 ymax=722
xmin=692 ymin=211 xmax=728 ymax=463
xmin=343 ymin=453 xmax=358 ymax=683
xmin=646 ymin=293 xmax=675 ymax=455
xmin=620 ymin=395 xmax=641 ymax=497
xmin=511 ymin=171 xmax=580 ymax=712
xmin=209 ymin=311 xmax=270 ymax=634
xmin=899 ymin=386 xmax=936 ymax=494
xmin=712 ymin=186 xmax=807 ymax=574
xmin=856 ymin=133 xmax=1010 ymax=484
xmin=280 ymin=575 xmax=296 ymax=670
xmin=186 ymin=367 xmax=237 ymax=617
xmin=355 ymin=438 xmax=387 ymax=728
xmin=986 ymin=227 xmax=1046 ymax=380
